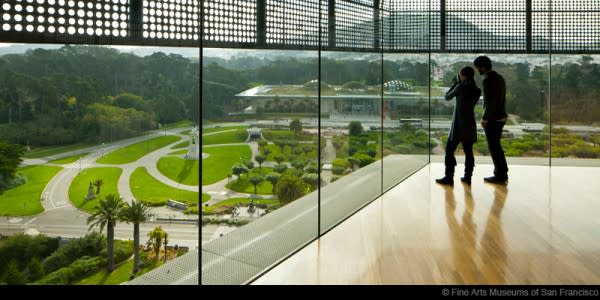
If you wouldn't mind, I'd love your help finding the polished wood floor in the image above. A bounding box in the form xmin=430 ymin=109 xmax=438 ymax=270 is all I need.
xmin=253 ymin=163 xmax=600 ymax=284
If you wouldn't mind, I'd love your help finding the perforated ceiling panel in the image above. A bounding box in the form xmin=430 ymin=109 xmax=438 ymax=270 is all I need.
xmin=265 ymin=0 xmax=326 ymax=47
xmin=143 ymin=0 xmax=199 ymax=41
xmin=336 ymin=0 xmax=375 ymax=48
xmin=202 ymin=0 xmax=256 ymax=44
xmin=387 ymin=0 xmax=439 ymax=51
xmin=548 ymin=0 xmax=600 ymax=52
xmin=446 ymin=0 xmax=526 ymax=51
xmin=0 ymin=0 xmax=129 ymax=37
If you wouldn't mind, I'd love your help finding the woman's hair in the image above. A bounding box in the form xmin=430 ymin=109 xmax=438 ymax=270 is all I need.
xmin=460 ymin=66 xmax=475 ymax=80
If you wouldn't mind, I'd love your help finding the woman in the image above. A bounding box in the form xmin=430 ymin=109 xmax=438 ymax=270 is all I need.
xmin=436 ymin=66 xmax=481 ymax=186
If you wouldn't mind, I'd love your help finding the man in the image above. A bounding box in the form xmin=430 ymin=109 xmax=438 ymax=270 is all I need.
xmin=436 ymin=66 xmax=481 ymax=186
xmin=474 ymin=56 xmax=508 ymax=184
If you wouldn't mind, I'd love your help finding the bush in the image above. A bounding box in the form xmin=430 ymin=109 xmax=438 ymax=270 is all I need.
xmin=0 ymin=234 xmax=60 ymax=272
xmin=331 ymin=166 xmax=347 ymax=175
xmin=26 ymin=257 xmax=45 ymax=282
xmin=42 ymin=233 xmax=105 ymax=274
xmin=36 ymin=255 xmax=103 ymax=284
xmin=331 ymin=158 xmax=349 ymax=169
xmin=352 ymin=153 xmax=375 ymax=167
xmin=273 ymin=163 xmax=288 ymax=173
xmin=330 ymin=175 xmax=342 ymax=183
xmin=102 ymin=240 xmax=134 ymax=264
xmin=2 ymin=260 xmax=26 ymax=285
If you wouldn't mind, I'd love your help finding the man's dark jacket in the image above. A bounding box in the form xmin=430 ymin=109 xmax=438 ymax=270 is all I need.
xmin=445 ymin=79 xmax=481 ymax=142
xmin=481 ymin=70 xmax=508 ymax=121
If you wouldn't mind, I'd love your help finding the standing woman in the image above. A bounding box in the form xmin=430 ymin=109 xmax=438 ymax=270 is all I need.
xmin=436 ymin=66 xmax=481 ymax=186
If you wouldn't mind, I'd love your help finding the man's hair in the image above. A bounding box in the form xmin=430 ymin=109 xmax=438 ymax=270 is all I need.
xmin=460 ymin=66 xmax=475 ymax=79
xmin=474 ymin=56 xmax=492 ymax=70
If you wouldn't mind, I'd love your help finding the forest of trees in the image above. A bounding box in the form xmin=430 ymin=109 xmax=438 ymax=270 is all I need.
xmin=0 ymin=46 xmax=199 ymax=147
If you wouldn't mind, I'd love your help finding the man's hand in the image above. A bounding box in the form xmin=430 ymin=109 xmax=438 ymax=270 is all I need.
xmin=481 ymin=119 xmax=488 ymax=129
xmin=451 ymin=77 xmax=457 ymax=85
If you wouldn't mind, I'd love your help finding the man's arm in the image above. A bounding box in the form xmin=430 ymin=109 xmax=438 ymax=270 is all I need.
xmin=481 ymin=76 xmax=497 ymax=121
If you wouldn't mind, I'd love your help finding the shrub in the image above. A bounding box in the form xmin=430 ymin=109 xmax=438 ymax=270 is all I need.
xmin=42 ymin=233 xmax=105 ymax=274
xmin=331 ymin=158 xmax=349 ymax=169
xmin=26 ymin=257 xmax=45 ymax=282
xmin=0 ymin=234 xmax=60 ymax=272
xmin=2 ymin=260 xmax=26 ymax=285
xmin=331 ymin=166 xmax=347 ymax=175
xmin=273 ymin=163 xmax=288 ymax=173
xmin=103 ymin=240 xmax=133 ymax=264
xmin=352 ymin=153 xmax=375 ymax=167
xmin=330 ymin=175 xmax=342 ymax=183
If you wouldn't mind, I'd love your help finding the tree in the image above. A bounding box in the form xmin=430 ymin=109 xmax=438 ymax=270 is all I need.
xmin=273 ymin=163 xmax=288 ymax=174
xmin=26 ymin=257 xmax=45 ymax=281
xmin=289 ymin=118 xmax=303 ymax=136
xmin=0 ymin=142 xmax=24 ymax=190
xmin=291 ymin=159 xmax=307 ymax=170
xmin=243 ymin=159 xmax=254 ymax=170
xmin=120 ymin=200 xmax=151 ymax=274
xmin=93 ymin=179 xmax=104 ymax=194
xmin=273 ymin=155 xmax=285 ymax=164
xmin=265 ymin=172 xmax=281 ymax=193
xmin=248 ymin=175 xmax=264 ymax=195
xmin=163 ymin=234 xmax=169 ymax=263
xmin=348 ymin=121 xmax=363 ymax=136
xmin=147 ymin=226 xmax=167 ymax=261
xmin=87 ymin=193 xmax=125 ymax=272
xmin=255 ymin=155 xmax=265 ymax=169
xmin=275 ymin=174 xmax=305 ymax=205
xmin=231 ymin=164 xmax=248 ymax=180
xmin=2 ymin=260 xmax=26 ymax=285
xmin=301 ymin=173 xmax=319 ymax=191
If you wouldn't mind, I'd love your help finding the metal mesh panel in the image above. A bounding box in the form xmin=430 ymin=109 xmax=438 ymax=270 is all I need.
xmin=548 ymin=0 xmax=600 ymax=52
xmin=142 ymin=0 xmax=199 ymax=40
xmin=532 ymin=0 xmax=549 ymax=51
xmin=387 ymin=0 xmax=438 ymax=51
xmin=265 ymin=0 xmax=325 ymax=47
xmin=0 ymin=0 xmax=129 ymax=37
xmin=446 ymin=0 xmax=526 ymax=51
xmin=202 ymin=0 xmax=256 ymax=44
xmin=336 ymin=0 xmax=375 ymax=48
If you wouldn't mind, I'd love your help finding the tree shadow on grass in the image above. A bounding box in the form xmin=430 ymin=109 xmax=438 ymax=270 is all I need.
xmin=177 ymin=160 xmax=195 ymax=184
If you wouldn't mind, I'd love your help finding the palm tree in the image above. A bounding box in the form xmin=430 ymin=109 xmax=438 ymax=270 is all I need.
xmin=120 ymin=200 xmax=151 ymax=274
xmin=87 ymin=193 xmax=125 ymax=272
xmin=93 ymin=179 xmax=104 ymax=194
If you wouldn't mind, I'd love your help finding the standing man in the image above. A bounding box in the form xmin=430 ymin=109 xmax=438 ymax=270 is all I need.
xmin=474 ymin=56 xmax=508 ymax=184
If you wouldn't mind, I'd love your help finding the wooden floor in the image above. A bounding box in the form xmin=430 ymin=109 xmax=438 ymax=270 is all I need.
xmin=253 ymin=163 xmax=600 ymax=285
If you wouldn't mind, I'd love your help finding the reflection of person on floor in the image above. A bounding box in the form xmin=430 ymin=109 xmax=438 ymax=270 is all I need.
xmin=437 ymin=66 xmax=481 ymax=186
xmin=479 ymin=185 xmax=508 ymax=283
xmin=443 ymin=186 xmax=478 ymax=283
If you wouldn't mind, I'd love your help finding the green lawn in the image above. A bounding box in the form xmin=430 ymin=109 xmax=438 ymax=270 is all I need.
xmin=202 ymin=129 xmax=247 ymax=145
xmin=202 ymin=193 xmax=211 ymax=203
xmin=68 ymin=167 xmax=122 ymax=213
xmin=168 ymin=149 xmax=188 ymax=155
xmin=162 ymin=120 xmax=193 ymax=129
xmin=76 ymin=259 xmax=160 ymax=285
xmin=0 ymin=165 xmax=62 ymax=216
xmin=157 ymin=157 xmax=199 ymax=186
xmin=201 ymin=145 xmax=252 ymax=185
xmin=171 ymin=140 xmax=190 ymax=149
xmin=49 ymin=152 xmax=90 ymax=164
xmin=97 ymin=136 xmax=181 ymax=164
xmin=202 ymin=197 xmax=279 ymax=214
xmin=225 ymin=168 xmax=274 ymax=195
xmin=202 ymin=125 xmax=247 ymax=134
xmin=24 ymin=143 xmax=98 ymax=158
xmin=130 ymin=167 xmax=199 ymax=206
xmin=179 ymin=130 xmax=191 ymax=135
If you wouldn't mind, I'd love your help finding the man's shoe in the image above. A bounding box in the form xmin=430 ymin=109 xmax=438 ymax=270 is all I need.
xmin=436 ymin=177 xmax=454 ymax=186
xmin=484 ymin=176 xmax=507 ymax=185
xmin=461 ymin=177 xmax=471 ymax=185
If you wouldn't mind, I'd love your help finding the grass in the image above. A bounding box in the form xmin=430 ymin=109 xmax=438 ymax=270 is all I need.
xmin=202 ymin=129 xmax=247 ymax=145
xmin=202 ymin=193 xmax=211 ymax=203
xmin=202 ymin=125 xmax=247 ymax=134
xmin=97 ymin=135 xmax=181 ymax=164
xmin=0 ymin=165 xmax=62 ymax=216
xmin=225 ymin=168 xmax=274 ymax=195
xmin=171 ymin=140 xmax=190 ymax=149
xmin=179 ymin=130 xmax=191 ymax=135
xmin=68 ymin=167 xmax=122 ymax=213
xmin=201 ymin=145 xmax=252 ymax=185
xmin=130 ymin=167 xmax=199 ymax=206
xmin=157 ymin=157 xmax=199 ymax=186
xmin=49 ymin=152 xmax=90 ymax=164
xmin=24 ymin=143 xmax=98 ymax=159
xmin=162 ymin=120 xmax=193 ymax=129
xmin=202 ymin=197 xmax=279 ymax=214
xmin=262 ymin=129 xmax=314 ymax=141
xmin=168 ymin=149 xmax=188 ymax=155
xmin=76 ymin=259 xmax=161 ymax=285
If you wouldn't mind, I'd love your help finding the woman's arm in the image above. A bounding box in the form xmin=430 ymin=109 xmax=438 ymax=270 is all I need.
xmin=445 ymin=83 xmax=460 ymax=101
